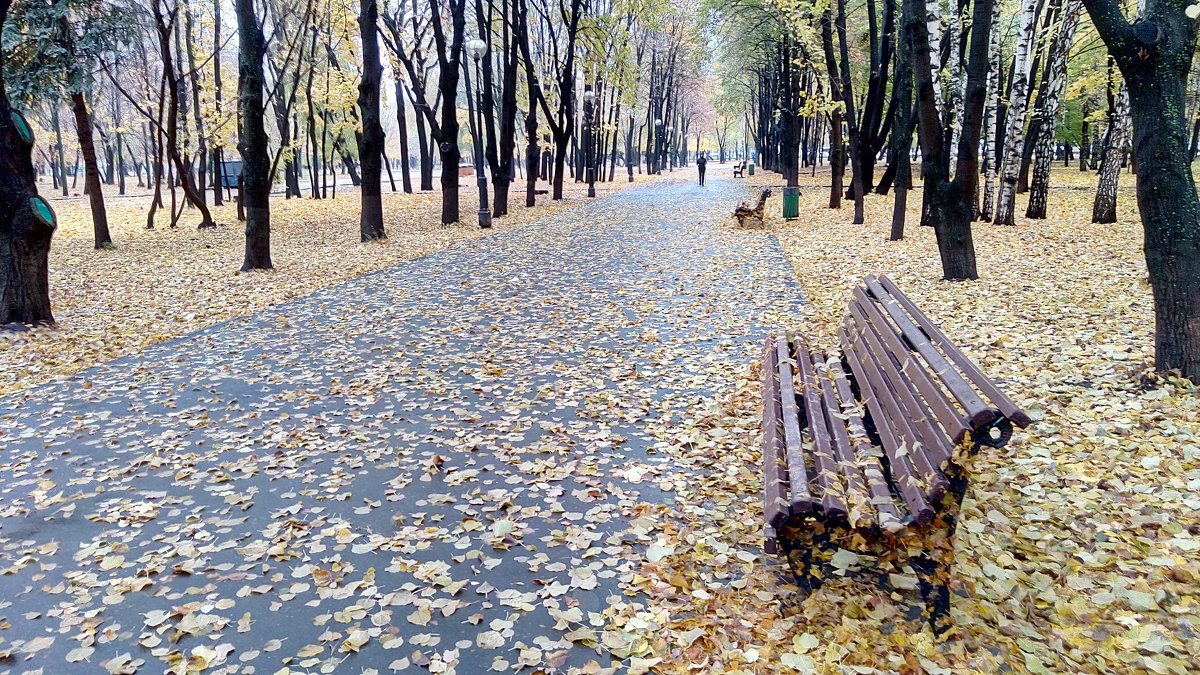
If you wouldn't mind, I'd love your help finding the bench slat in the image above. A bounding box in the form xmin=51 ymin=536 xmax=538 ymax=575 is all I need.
xmin=875 ymin=275 xmax=1032 ymax=428
xmin=861 ymin=277 xmax=996 ymax=428
xmin=809 ymin=352 xmax=876 ymax=529
xmin=845 ymin=305 xmax=952 ymax=502
xmin=825 ymin=358 xmax=903 ymax=531
xmin=850 ymin=289 xmax=962 ymax=467
xmin=761 ymin=336 xmax=789 ymax=553
xmin=851 ymin=285 xmax=971 ymax=448
xmin=840 ymin=327 xmax=935 ymax=525
xmin=776 ymin=335 xmax=815 ymax=514
xmin=793 ymin=337 xmax=848 ymax=520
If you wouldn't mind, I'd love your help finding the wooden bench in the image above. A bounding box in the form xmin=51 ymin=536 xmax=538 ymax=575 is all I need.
xmin=733 ymin=188 xmax=771 ymax=228
xmin=732 ymin=162 xmax=746 ymax=178
xmin=760 ymin=275 xmax=1030 ymax=631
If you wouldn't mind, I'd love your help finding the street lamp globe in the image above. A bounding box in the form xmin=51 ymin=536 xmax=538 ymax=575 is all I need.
xmin=583 ymin=88 xmax=596 ymax=103
xmin=466 ymin=38 xmax=486 ymax=60
xmin=654 ymin=118 xmax=662 ymax=126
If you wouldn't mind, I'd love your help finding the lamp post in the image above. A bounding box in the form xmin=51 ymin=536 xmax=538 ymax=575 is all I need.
xmin=583 ymin=86 xmax=596 ymax=198
xmin=464 ymin=38 xmax=491 ymax=229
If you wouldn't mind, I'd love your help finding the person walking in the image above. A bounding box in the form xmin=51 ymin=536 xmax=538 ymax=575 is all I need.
xmin=697 ymin=152 xmax=707 ymax=186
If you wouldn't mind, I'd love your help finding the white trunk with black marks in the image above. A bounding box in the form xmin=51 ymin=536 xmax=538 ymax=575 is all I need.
xmin=979 ymin=2 xmax=1001 ymax=220
xmin=1026 ymin=0 xmax=1082 ymax=219
xmin=1092 ymin=82 xmax=1129 ymax=223
xmin=926 ymin=0 xmax=942 ymax=103
xmin=945 ymin=3 xmax=965 ymax=167
xmin=994 ymin=0 xmax=1038 ymax=225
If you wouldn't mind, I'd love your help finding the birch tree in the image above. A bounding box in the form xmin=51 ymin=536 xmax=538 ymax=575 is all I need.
xmin=993 ymin=0 xmax=1039 ymax=225
xmin=978 ymin=1 xmax=1001 ymax=221
xmin=1091 ymin=81 xmax=1129 ymax=223
xmin=908 ymin=0 xmax=995 ymax=279
xmin=1026 ymin=0 xmax=1083 ymax=219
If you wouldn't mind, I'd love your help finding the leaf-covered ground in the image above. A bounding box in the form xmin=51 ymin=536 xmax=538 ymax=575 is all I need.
xmin=0 ymin=172 xmax=807 ymax=674
xmin=0 ymin=175 xmax=658 ymax=396
xmin=3 ymin=165 xmax=1196 ymax=674
xmin=632 ymin=165 xmax=1197 ymax=674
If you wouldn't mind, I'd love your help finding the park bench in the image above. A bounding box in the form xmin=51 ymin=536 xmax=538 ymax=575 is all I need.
xmin=732 ymin=162 xmax=746 ymax=178
xmin=759 ymin=274 xmax=1031 ymax=630
xmin=733 ymin=188 xmax=771 ymax=228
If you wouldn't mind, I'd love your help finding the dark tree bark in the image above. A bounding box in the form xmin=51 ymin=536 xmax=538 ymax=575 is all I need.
xmin=890 ymin=0 xmax=914 ymax=241
xmin=396 ymin=0 xmax=464 ymax=224
xmin=821 ymin=11 xmax=846 ymax=209
xmin=836 ymin=0 xmax=865 ymax=222
xmin=527 ymin=0 xmax=584 ymax=199
xmin=305 ymin=25 xmax=321 ymax=198
xmin=908 ymin=0 xmax=994 ymax=279
xmin=70 ymin=92 xmax=112 ymax=249
xmin=236 ymin=0 xmax=272 ymax=270
xmin=51 ymin=106 xmax=67 ymax=196
xmin=0 ymin=0 xmax=54 ymax=326
xmin=184 ymin=2 xmax=207 ymax=206
xmin=152 ymin=1 xmax=216 ymax=229
xmin=516 ymin=0 xmax=538 ymax=206
xmin=358 ymin=0 xmax=386 ymax=240
xmin=1081 ymin=0 xmax=1200 ymax=379
xmin=474 ymin=0 xmax=518 ymax=217
xmin=212 ymin=0 xmax=224 ymax=205
xmin=393 ymin=78 xmax=413 ymax=193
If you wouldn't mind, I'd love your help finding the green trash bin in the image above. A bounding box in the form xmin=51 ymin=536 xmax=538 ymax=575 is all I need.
xmin=748 ymin=162 xmax=755 ymax=176
xmin=782 ymin=186 xmax=800 ymax=219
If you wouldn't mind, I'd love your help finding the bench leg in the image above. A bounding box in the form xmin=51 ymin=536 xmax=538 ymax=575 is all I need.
xmin=910 ymin=553 xmax=952 ymax=635
xmin=781 ymin=530 xmax=821 ymax=593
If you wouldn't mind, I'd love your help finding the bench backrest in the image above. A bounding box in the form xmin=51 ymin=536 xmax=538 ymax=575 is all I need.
xmin=836 ymin=275 xmax=1030 ymax=523
xmin=754 ymin=189 xmax=771 ymax=209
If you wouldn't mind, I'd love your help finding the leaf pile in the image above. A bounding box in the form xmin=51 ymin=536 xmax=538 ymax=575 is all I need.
xmin=629 ymin=166 xmax=1199 ymax=673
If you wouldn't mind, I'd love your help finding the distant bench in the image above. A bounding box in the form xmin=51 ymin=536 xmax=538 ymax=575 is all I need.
xmin=733 ymin=188 xmax=771 ymax=228
xmin=760 ymin=275 xmax=1030 ymax=630
xmin=733 ymin=162 xmax=746 ymax=178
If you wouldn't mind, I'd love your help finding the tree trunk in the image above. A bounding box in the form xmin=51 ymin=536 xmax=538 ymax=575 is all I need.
xmin=415 ymin=112 xmax=433 ymax=191
xmin=0 ymin=0 xmax=54 ymax=326
xmin=152 ymin=1 xmax=215 ymax=229
xmin=1092 ymin=83 xmax=1129 ymax=223
xmin=393 ymin=78 xmax=413 ymax=193
xmin=909 ymin=0 xmax=994 ymax=280
xmin=358 ymin=0 xmax=386 ymax=241
xmin=979 ymin=1 xmax=1002 ymax=220
xmin=890 ymin=0 xmax=914 ymax=241
xmin=70 ymin=92 xmax=112 ymax=248
xmin=236 ymin=0 xmax=272 ymax=270
xmin=211 ymin=0 xmax=224 ymax=206
xmin=835 ymin=0 xmax=865 ymax=222
xmin=993 ymin=0 xmax=1039 ymax=225
xmin=52 ymin=106 xmax=68 ymax=197
xmin=1082 ymin=0 xmax=1200 ymax=380
xmin=184 ymin=2 xmax=207 ymax=207
xmin=822 ymin=12 xmax=845 ymax=209
xmin=1026 ymin=0 xmax=1081 ymax=219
